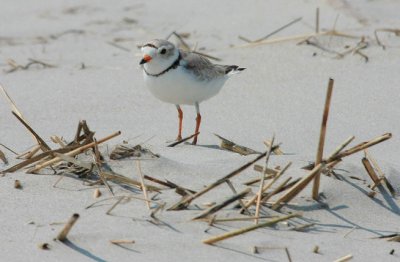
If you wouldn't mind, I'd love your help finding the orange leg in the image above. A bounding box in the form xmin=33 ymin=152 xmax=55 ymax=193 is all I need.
xmin=192 ymin=102 xmax=201 ymax=145
xmin=176 ymin=105 xmax=183 ymax=141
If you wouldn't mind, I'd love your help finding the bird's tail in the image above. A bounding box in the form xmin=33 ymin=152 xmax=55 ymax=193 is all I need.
xmin=225 ymin=65 xmax=246 ymax=76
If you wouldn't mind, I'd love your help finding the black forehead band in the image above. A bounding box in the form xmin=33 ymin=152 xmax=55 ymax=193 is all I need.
xmin=143 ymin=43 xmax=157 ymax=49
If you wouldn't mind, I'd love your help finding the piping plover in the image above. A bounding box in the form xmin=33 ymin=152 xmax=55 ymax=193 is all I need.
xmin=140 ymin=39 xmax=245 ymax=145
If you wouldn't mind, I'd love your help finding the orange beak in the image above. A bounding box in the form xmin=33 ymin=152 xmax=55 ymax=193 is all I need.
xmin=140 ymin=54 xmax=152 ymax=65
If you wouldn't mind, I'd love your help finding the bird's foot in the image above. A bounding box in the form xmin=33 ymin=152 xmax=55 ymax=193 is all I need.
xmin=176 ymin=135 xmax=182 ymax=141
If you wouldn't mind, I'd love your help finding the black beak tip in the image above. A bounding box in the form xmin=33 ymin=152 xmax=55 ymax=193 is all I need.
xmin=139 ymin=58 xmax=147 ymax=65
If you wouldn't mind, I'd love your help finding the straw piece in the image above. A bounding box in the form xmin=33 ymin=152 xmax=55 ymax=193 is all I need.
xmin=199 ymin=216 xmax=277 ymax=223
xmin=214 ymin=133 xmax=260 ymax=155
xmin=0 ymin=149 xmax=8 ymax=164
xmin=14 ymin=180 xmax=22 ymax=189
xmin=312 ymin=78 xmax=334 ymax=200
xmin=263 ymin=140 xmax=283 ymax=155
xmin=272 ymin=163 xmax=324 ymax=210
xmin=331 ymin=133 xmax=392 ymax=161
xmin=102 ymin=171 xmax=160 ymax=192
xmin=255 ymin=135 xmax=276 ymax=223
xmin=110 ymin=239 xmax=135 ymax=245
xmin=193 ymin=188 xmax=251 ymax=220
xmin=28 ymin=131 xmax=121 ymax=173
xmin=56 ymin=213 xmax=80 ymax=241
xmin=243 ymin=174 xmax=276 ymax=186
xmin=168 ymin=150 xmax=269 ymax=210
xmin=167 ymin=132 xmax=199 ymax=147
xmin=239 ymin=17 xmax=302 ymax=43
xmin=93 ymin=188 xmax=101 ymax=198
xmin=333 ymin=254 xmax=353 ymax=262
xmin=202 ymin=213 xmax=301 ymax=245
xmin=326 ymin=136 xmax=355 ymax=161
xmin=12 ymin=112 xmax=51 ymax=152
xmin=361 ymin=157 xmax=380 ymax=185
xmin=242 ymin=162 xmax=292 ymax=210
xmin=253 ymin=164 xmax=279 ymax=175
xmin=261 ymin=177 xmax=292 ymax=203
xmin=136 ymin=161 xmax=150 ymax=210
xmin=225 ymin=179 xmax=251 ymax=215
xmin=106 ymin=196 xmax=125 ymax=215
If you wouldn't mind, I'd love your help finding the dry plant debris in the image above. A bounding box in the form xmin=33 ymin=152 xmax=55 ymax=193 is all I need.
xmin=110 ymin=144 xmax=159 ymax=159
xmin=0 ymin=76 xmax=396 ymax=255
xmin=236 ymin=8 xmax=399 ymax=62
xmin=214 ymin=134 xmax=260 ymax=155
xmin=5 ymin=58 xmax=56 ymax=73
xmin=56 ymin=213 xmax=80 ymax=242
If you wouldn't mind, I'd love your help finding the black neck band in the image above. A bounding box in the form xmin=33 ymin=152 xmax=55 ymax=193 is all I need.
xmin=144 ymin=53 xmax=182 ymax=77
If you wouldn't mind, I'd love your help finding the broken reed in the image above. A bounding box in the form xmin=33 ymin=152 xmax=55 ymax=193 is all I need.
xmin=28 ymin=131 xmax=121 ymax=173
xmin=202 ymin=213 xmax=301 ymax=245
xmin=273 ymin=133 xmax=391 ymax=209
xmin=57 ymin=213 xmax=80 ymax=241
xmin=168 ymin=150 xmax=269 ymax=210
xmin=255 ymin=135 xmax=275 ymax=223
xmin=312 ymin=78 xmax=334 ymax=200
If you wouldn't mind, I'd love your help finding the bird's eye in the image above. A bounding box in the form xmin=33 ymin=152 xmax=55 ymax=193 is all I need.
xmin=160 ymin=48 xmax=167 ymax=55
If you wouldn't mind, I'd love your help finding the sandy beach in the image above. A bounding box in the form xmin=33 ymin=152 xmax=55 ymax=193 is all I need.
xmin=1 ymin=0 xmax=399 ymax=261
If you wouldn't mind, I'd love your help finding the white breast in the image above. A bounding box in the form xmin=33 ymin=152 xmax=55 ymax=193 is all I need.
xmin=143 ymin=67 xmax=227 ymax=105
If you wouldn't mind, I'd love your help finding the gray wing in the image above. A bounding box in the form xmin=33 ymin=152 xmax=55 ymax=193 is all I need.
xmin=180 ymin=50 xmax=236 ymax=81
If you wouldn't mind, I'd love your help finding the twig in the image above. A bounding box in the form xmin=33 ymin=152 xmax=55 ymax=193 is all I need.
xmin=239 ymin=17 xmax=302 ymax=43
xmin=261 ymin=177 xmax=292 ymax=203
xmin=86 ymin=195 xmax=155 ymax=209
xmin=167 ymin=132 xmax=199 ymax=147
xmin=374 ymin=28 xmax=400 ymax=49
xmin=202 ymin=213 xmax=301 ymax=245
xmin=107 ymin=41 xmax=131 ymax=52
xmin=215 ymin=133 xmax=260 ymax=155
xmin=27 ymin=131 xmax=121 ymax=173
xmin=263 ymin=140 xmax=283 ymax=155
xmin=242 ymin=162 xmax=292 ymax=211
xmin=56 ymin=213 xmax=80 ymax=241
xmin=243 ymin=173 xmax=276 ymax=186
xmin=106 ymin=196 xmax=125 ymax=215
xmin=199 ymin=216 xmax=277 ymax=223
xmin=272 ymin=163 xmax=324 ymax=210
xmin=361 ymin=157 xmax=381 ymax=187
xmin=193 ymin=188 xmax=251 ymax=220
xmin=255 ymin=135 xmax=275 ymax=223
xmin=334 ymin=254 xmax=353 ymax=262
xmin=0 ymin=149 xmax=8 ymax=164
xmin=136 ymin=160 xmax=150 ymax=210
xmin=326 ymin=136 xmax=355 ymax=161
xmin=12 ymin=112 xmax=51 ymax=152
xmin=235 ymin=31 xmax=360 ymax=48
xmin=168 ymin=150 xmax=269 ymax=210
xmin=312 ymin=78 xmax=334 ymax=200
xmin=0 ymin=143 xmax=18 ymax=155
xmin=225 ymin=179 xmax=251 ymax=215
xmin=93 ymin=138 xmax=113 ymax=195
xmin=331 ymin=133 xmax=392 ymax=161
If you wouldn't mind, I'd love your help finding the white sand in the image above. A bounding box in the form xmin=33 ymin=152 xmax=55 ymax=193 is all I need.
xmin=1 ymin=0 xmax=399 ymax=261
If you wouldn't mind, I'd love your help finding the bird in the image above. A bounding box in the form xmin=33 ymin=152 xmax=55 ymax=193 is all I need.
xmin=139 ymin=39 xmax=245 ymax=145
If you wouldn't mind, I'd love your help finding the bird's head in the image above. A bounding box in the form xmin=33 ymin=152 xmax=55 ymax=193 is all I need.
xmin=140 ymin=39 xmax=179 ymax=74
